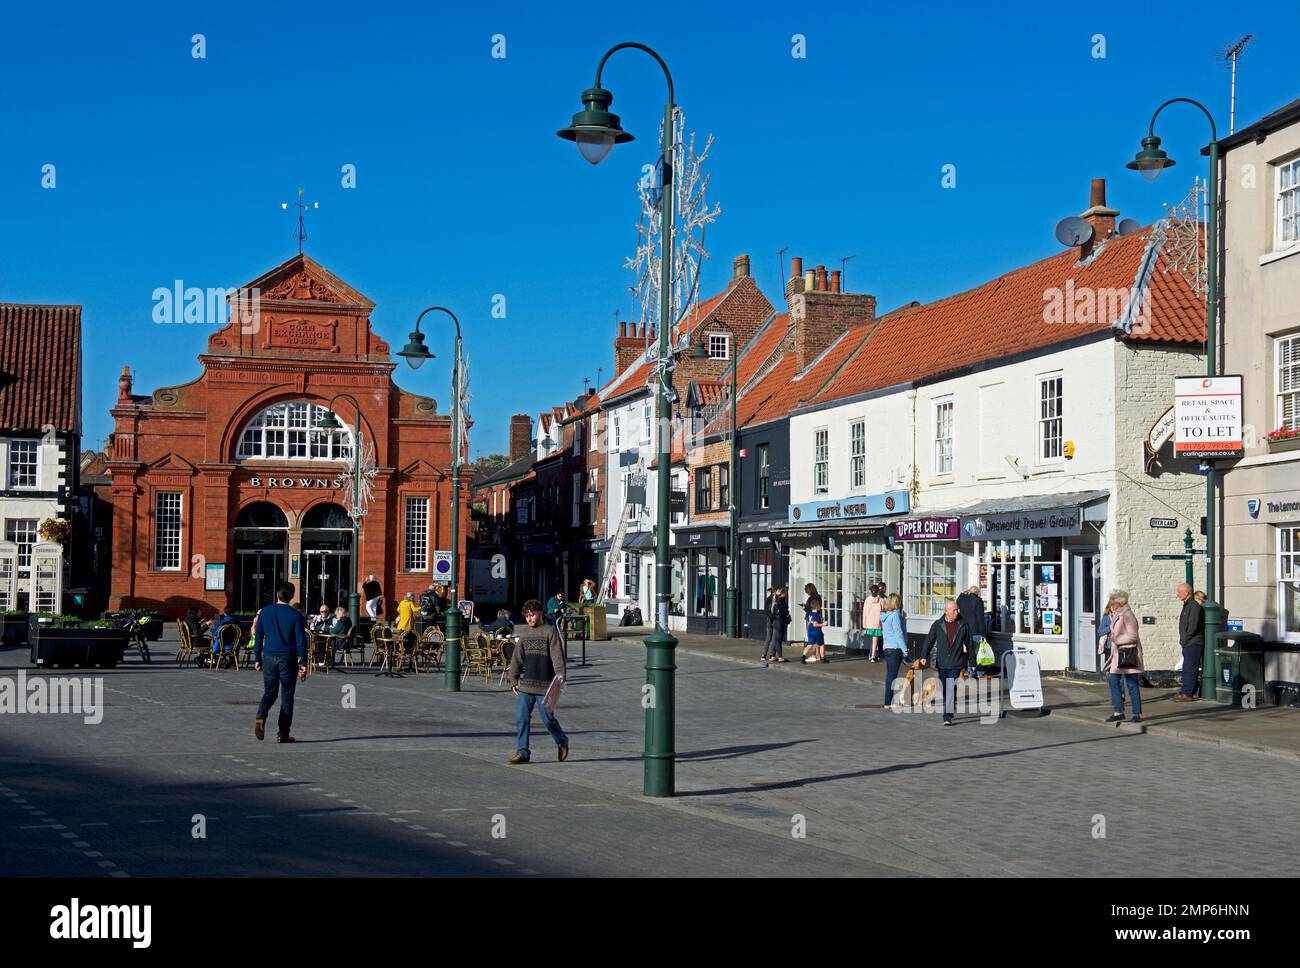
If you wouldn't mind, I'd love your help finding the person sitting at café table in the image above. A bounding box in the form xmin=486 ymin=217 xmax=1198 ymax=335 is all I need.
xmin=308 ymin=604 xmax=333 ymax=634
xmin=327 ymin=606 xmax=353 ymax=638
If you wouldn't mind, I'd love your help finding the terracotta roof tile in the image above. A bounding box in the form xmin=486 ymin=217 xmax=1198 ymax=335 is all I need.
xmin=815 ymin=230 xmax=1203 ymax=404
xmin=0 ymin=303 xmax=82 ymax=433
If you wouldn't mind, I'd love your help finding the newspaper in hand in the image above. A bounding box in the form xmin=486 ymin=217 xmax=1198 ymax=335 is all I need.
xmin=542 ymin=675 xmax=564 ymax=712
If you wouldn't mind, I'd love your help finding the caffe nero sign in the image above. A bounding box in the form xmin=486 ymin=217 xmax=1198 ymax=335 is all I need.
xmin=961 ymin=507 xmax=1083 ymax=540
xmin=788 ymin=490 xmax=910 ymax=525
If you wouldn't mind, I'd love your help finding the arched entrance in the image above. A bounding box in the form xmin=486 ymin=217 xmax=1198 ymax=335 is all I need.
xmin=301 ymin=502 xmax=354 ymax=616
xmin=233 ymin=502 xmax=288 ymax=612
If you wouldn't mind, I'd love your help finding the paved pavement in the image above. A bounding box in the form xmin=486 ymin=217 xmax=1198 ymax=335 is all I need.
xmin=3 ymin=630 xmax=1298 ymax=877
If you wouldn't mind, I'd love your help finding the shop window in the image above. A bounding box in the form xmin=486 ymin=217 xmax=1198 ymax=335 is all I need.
xmin=624 ymin=551 xmax=641 ymax=601
xmin=670 ymin=554 xmax=686 ymax=616
xmin=1279 ymin=526 xmax=1300 ymax=641
xmin=749 ymin=547 xmax=774 ymax=611
xmin=692 ymin=550 xmax=719 ymax=617
xmin=807 ymin=546 xmax=843 ymax=627
xmin=980 ymin=539 xmax=1066 ymax=636
xmin=905 ymin=541 xmax=957 ymax=619
xmin=842 ymin=540 xmax=885 ymax=626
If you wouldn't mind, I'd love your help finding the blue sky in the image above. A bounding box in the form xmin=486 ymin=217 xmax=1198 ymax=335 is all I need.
xmin=1 ymin=1 xmax=1293 ymax=456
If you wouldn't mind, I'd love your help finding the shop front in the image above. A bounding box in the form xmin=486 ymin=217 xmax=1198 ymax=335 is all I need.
xmin=678 ymin=525 xmax=729 ymax=635
xmin=738 ymin=526 xmax=786 ymax=641
xmin=778 ymin=490 xmax=909 ymax=651
xmin=892 ymin=492 xmax=1107 ymax=671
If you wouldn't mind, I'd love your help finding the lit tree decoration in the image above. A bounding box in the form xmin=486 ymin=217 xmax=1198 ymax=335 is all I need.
xmin=343 ymin=434 xmax=379 ymax=525
xmin=625 ymin=108 xmax=722 ymax=341
xmin=1156 ymin=178 xmax=1208 ymax=301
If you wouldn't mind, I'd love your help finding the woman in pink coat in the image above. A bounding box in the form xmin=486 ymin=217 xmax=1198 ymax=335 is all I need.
xmin=861 ymin=584 xmax=884 ymax=661
xmin=1098 ymin=590 xmax=1143 ymax=724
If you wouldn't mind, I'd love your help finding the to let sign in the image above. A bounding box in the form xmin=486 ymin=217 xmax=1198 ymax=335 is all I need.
xmin=1174 ymin=375 xmax=1243 ymax=459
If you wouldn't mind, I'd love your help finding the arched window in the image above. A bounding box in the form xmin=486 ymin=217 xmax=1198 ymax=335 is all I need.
xmin=235 ymin=401 xmax=353 ymax=462
xmin=234 ymin=502 xmax=288 ymax=529
xmin=302 ymin=502 xmax=352 ymax=530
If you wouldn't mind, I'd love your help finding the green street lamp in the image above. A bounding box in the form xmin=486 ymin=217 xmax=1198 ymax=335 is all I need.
xmin=315 ymin=396 xmax=364 ymax=637
xmin=1127 ymin=97 xmax=1223 ymax=700
xmin=399 ymin=306 xmax=465 ymax=692
xmin=559 ymin=41 xmax=679 ymax=797
xmin=692 ymin=321 xmax=740 ymax=640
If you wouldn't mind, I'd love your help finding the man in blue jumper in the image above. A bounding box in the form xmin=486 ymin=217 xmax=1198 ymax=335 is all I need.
xmin=254 ymin=581 xmax=309 ymax=743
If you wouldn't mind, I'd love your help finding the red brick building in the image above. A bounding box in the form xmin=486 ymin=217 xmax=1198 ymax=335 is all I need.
xmin=106 ymin=254 xmax=467 ymax=617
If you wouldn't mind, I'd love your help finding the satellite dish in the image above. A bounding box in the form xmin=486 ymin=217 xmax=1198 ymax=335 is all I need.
xmin=1117 ymin=218 xmax=1141 ymax=236
xmin=1054 ymin=216 xmax=1094 ymax=246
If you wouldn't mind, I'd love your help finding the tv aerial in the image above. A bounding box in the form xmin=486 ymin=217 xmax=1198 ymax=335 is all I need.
xmin=1054 ymin=216 xmax=1094 ymax=247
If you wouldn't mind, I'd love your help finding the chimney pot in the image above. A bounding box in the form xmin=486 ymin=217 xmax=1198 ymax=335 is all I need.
xmin=790 ymin=256 xmax=803 ymax=279
xmin=830 ymin=270 xmax=841 ymax=294
xmin=1090 ymin=178 xmax=1107 ymax=209
xmin=814 ymin=265 xmax=827 ymax=291
xmin=733 ymin=254 xmax=750 ymax=279
xmin=804 ymin=270 xmax=815 ymax=292
xmin=619 ymin=321 xmax=626 ymax=338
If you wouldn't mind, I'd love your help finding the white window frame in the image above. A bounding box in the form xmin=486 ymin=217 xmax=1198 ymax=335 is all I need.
xmin=591 ymin=415 xmax=600 ymax=452
xmin=849 ymin=419 xmax=866 ymax=490
xmin=814 ymin=428 xmax=829 ymax=493
xmin=707 ymin=333 xmax=731 ymax=360
xmin=1280 ymin=525 xmax=1300 ymax=642
xmin=572 ymin=473 xmax=582 ymax=526
xmin=153 ymin=492 xmax=183 ymax=571
xmin=757 ymin=443 xmax=770 ymax=510
xmin=403 ymin=496 xmax=429 ymax=571
xmin=643 ymin=402 xmax=652 ymax=444
xmin=5 ymin=518 xmax=38 ymax=574
xmin=1277 ymin=334 xmax=1300 ymax=433
xmin=612 ymin=414 xmax=621 ymax=451
xmin=574 ymin=421 xmax=583 ymax=457
xmin=932 ymin=397 xmax=954 ymax=476
xmin=1277 ymin=157 xmax=1300 ymax=250
xmin=1037 ymin=374 xmax=1064 ymax=463
xmin=7 ymin=439 xmax=39 ymax=490
xmin=236 ymin=401 xmax=353 ymax=462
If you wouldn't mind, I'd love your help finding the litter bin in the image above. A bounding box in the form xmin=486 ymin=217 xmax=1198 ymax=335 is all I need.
xmin=1215 ymin=630 xmax=1266 ymax=706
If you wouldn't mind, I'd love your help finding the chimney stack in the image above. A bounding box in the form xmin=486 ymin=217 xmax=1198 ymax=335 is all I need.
xmin=789 ymin=261 xmax=877 ymax=367
xmin=1080 ymin=177 xmax=1120 ymax=258
xmin=614 ymin=318 xmax=644 ymax=376
xmin=733 ymin=254 xmax=750 ymax=279
xmin=508 ymin=414 xmax=533 ymax=462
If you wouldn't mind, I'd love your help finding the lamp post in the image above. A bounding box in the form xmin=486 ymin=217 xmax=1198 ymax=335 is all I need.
xmin=693 ymin=321 xmax=739 ymax=639
xmin=1127 ymin=97 xmax=1223 ymax=700
xmin=398 ymin=306 xmax=465 ymax=693
xmin=558 ymin=42 xmax=679 ymax=796
xmin=315 ymin=395 xmax=364 ymax=635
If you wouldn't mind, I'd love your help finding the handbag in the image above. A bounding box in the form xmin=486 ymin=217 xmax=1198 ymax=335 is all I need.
xmin=1116 ymin=645 xmax=1140 ymax=670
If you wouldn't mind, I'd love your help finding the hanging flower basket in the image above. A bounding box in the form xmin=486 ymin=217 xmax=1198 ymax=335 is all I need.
xmin=38 ymin=518 xmax=71 ymax=543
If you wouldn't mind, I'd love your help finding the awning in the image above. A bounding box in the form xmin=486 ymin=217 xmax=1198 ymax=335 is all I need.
xmin=899 ymin=490 xmax=1109 ymax=542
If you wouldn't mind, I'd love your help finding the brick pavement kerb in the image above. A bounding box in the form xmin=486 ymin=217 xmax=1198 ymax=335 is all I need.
xmin=609 ymin=630 xmax=1300 ymax=763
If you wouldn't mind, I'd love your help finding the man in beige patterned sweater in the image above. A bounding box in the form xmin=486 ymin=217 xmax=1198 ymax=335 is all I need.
xmin=506 ymin=599 xmax=569 ymax=764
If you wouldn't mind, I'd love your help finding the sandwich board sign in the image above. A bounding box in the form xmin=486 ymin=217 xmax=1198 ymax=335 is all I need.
xmin=1003 ymin=646 xmax=1044 ymax=710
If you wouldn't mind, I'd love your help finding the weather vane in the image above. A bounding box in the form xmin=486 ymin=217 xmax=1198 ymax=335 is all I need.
xmin=281 ymin=187 xmax=319 ymax=254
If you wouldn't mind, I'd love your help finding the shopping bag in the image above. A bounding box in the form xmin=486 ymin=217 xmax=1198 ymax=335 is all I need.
xmin=542 ymin=675 xmax=564 ymax=713
xmin=975 ymin=641 xmax=995 ymax=667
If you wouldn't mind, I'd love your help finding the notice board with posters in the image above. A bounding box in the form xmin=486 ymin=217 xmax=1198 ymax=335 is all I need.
xmin=1174 ymin=375 xmax=1243 ymax=460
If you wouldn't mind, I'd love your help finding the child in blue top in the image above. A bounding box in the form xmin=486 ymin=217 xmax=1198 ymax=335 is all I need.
xmin=801 ymin=597 xmax=828 ymax=664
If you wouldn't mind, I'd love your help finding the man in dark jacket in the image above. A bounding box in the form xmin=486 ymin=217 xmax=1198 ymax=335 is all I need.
xmin=955 ymin=585 xmax=987 ymax=675
xmin=1175 ymin=582 xmax=1204 ymax=702
xmin=506 ymin=599 xmax=568 ymax=764
xmin=919 ymin=600 xmax=972 ymax=725
xmin=253 ymin=581 xmax=309 ymax=743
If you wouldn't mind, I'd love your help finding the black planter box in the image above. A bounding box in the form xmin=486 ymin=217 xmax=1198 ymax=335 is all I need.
xmin=2 ymin=614 xmax=30 ymax=647
xmin=29 ymin=621 xmax=129 ymax=669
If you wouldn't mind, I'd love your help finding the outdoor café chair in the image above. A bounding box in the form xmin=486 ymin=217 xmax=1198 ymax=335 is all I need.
xmin=213 ymin=623 xmax=242 ymax=670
